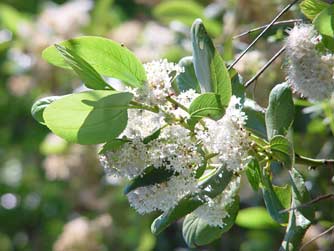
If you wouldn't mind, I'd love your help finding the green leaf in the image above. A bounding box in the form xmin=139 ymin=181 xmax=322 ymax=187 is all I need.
xmin=270 ymin=135 xmax=294 ymax=169
xmin=188 ymin=93 xmax=225 ymax=120
xmin=244 ymin=100 xmax=267 ymax=139
xmin=124 ymin=166 xmax=175 ymax=194
xmin=143 ymin=128 xmax=161 ymax=144
xmin=99 ymin=139 xmax=127 ymax=154
xmin=151 ymin=167 xmax=233 ymax=235
xmin=43 ymin=90 xmax=133 ymax=144
xmin=280 ymin=168 xmax=314 ymax=251
xmin=265 ymin=83 xmax=294 ymax=139
xmin=300 ymin=0 xmax=330 ymax=20
xmin=262 ymin=172 xmax=290 ymax=225
xmin=313 ymin=5 xmax=334 ymax=51
xmin=245 ymin=158 xmax=262 ymax=191
xmin=54 ymin=44 xmax=111 ymax=90
xmin=0 ymin=4 xmax=27 ymax=33
xmin=236 ymin=207 xmax=278 ymax=229
xmin=42 ymin=36 xmax=146 ymax=87
xmin=175 ymin=56 xmax=201 ymax=93
xmin=31 ymin=96 xmax=63 ymax=125
xmin=182 ymin=196 xmax=239 ymax=247
xmin=153 ymin=0 xmax=221 ymax=37
xmin=231 ymin=70 xmax=246 ymax=104
xmin=191 ymin=19 xmax=232 ymax=104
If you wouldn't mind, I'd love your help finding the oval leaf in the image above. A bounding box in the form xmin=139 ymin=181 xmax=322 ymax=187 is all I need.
xmin=42 ymin=36 xmax=146 ymax=87
xmin=191 ymin=19 xmax=232 ymax=104
xmin=270 ymin=135 xmax=295 ymax=169
xmin=31 ymin=96 xmax=63 ymax=124
xmin=189 ymin=92 xmax=225 ymax=120
xmin=265 ymin=83 xmax=294 ymax=139
xmin=43 ymin=90 xmax=133 ymax=144
xmin=182 ymin=197 xmax=239 ymax=247
xmin=54 ymin=44 xmax=112 ymax=90
xmin=175 ymin=56 xmax=201 ymax=93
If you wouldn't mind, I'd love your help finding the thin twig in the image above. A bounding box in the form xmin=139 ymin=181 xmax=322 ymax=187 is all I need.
xmin=233 ymin=19 xmax=302 ymax=39
xmin=228 ymin=0 xmax=300 ymax=70
xmin=279 ymin=194 xmax=334 ymax=214
xmin=245 ymin=46 xmax=286 ymax=88
xmin=299 ymin=225 xmax=334 ymax=251
xmin=295 ymin=154 xmax=334 ymax=168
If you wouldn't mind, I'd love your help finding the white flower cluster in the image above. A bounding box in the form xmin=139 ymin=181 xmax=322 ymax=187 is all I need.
xmin=196 ymin=96 xmax=251 ymax=172
xmin=133 ymin=59 xmax=184 ymax=105
xmin=286 ymin=24 xmax=334 ymax=102
xmin=193 ymin=177 xmax=240 ymax=227
xmin=100 ymin=59 xmax=250 ymax=221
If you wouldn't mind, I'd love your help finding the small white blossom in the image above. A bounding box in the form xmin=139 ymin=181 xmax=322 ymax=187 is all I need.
xmin=133 ymin=59 xmax=184 ymax=105
xmin=286 ymin=24 xmax=334 ymax=101
xmin=193 ymin=177 xmax=240 ymax=227
xmin=99 ymin=138 xmax=149 ymax=179
xmin=127 ymin=175 xmax=198 ymax=214
xmin=196 ymin=96 xmax=250 ymax=172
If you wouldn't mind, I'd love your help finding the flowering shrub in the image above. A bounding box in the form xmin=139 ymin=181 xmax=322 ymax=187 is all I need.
xmin=31 ymin=0 xmax=334 ymax=249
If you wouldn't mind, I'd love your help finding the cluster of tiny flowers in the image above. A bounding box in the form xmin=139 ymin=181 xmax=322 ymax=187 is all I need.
xmin=99 ymin=59 xmax=251 ymax=218
xmin=196 ymin=96 xmax=251 ymax=172
xmin=286 ymin=24 xmax=334 ymax=101
xmin=193 ymin=177 xmax=240 ymax=227
xmin=133 ymin=59 xmax=184 ymax=105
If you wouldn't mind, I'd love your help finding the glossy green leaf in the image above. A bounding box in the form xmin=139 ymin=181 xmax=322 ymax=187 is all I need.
xmin=270 ymin=135 xmax=294 ymax=169
xmin=265 ymin=83 xmax=294 ymax=139
xmin=153 ymin=1 xmax=221 ymax=37
xmin=31 ymin=96 xmax=63 ymax=125
xmin=236 ymin=207 xmax=278 ymax=229
xmin=55 ymin=44 xmax=111 ymax=90
xmin=191 ymin=19 xmax=232 ymax=104
xmin=175 ymin=56 xmax=201 ymax=93
xmin=300 ymin=0 xmax=330 ymax=20
xmin=182 ymin=196 xmax=239 ymax=247
xmin=280 ymin=168 xmax=314 ymax=251
xmin=231 ymin=70 xmax=245 ymax=104
xmin=43 ymin=90 xmax=133 ymax=144
xmin=124 ymin=166 xmax=175 ymax=194
xmin=245 ymin=158 xmax=262 ymax=191
xmin=313 ymin=5 xmax=334 ymax=51
xmin=188 ymin=93 xmax=225 ymax=120
xmin=42 ymin=36 xmax=146 ymax=87
xmin=262 ymin=172 xmax=290 ymax=224
xmin=151 ymin=167 xmax=233 ymax=235
xmin=143 ymin=128 xmax=161 ymax=144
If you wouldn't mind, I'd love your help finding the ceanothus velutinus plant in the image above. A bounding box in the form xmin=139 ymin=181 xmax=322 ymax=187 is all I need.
xmin=31 ymin=1 xmax=334 ymax=249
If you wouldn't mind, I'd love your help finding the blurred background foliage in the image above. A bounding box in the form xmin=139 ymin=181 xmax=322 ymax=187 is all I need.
xmin=0 ymin=0 xmax=333 ymax=250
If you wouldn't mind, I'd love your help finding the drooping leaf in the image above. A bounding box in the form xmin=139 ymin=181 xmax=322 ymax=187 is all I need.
xmin=270 ymin=135 xmax=294 ymax=169
xmin=182 ymin=196 xmax=239 ymax=247
xmin=124 ymin=166 xmax=175 ymax=194
xmin=42 ymin=36 xmax=146 ymax=87
xmin=191 ymin=19 xmax=232 ymax=104
xmin=262 ymin=172 xmax=290 ymax=224
xmin=265 ymin=83 xmax=294 ymax=139
xmin=153 ymin=0 xmax=221 ymax=37
xmin=313 ymin=5 xmax=334 ymax=51
xmin=54 ymin=44 xmax=111 ymax=90
xmin=300 ymin=0 xmax=330 ymax=20
xmin=31 ymin=96 xmax=63 ymax=125
xmin=236 ymin=207 xmax=278 ymax=229
xmin=151 ymin=167 xmax=233 ymax=235
xmin=188 ymin=93 xmax=225 ymax=120
xmin=230 ymin=69 xmax=246 ymax=104
xmin=43 ymin=90 xmax=133 ymax=144
xmin=175 ymin=56 xmax=201 ymax=93
xmin=279 ymin=168 xmax=314 ymax=251
xmin=245 ymin=158 xmax=262 ymax=191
